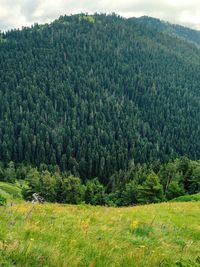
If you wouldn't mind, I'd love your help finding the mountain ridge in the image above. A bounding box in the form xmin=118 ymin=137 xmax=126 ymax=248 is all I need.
xmin=133 ymin=15 xmax=200 ymax=46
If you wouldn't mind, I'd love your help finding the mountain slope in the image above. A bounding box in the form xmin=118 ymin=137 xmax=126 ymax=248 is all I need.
xmin=134 ymin=16 xmax=200 ymax=46
xmin=1 ymin=14 xmax=200 ymax=181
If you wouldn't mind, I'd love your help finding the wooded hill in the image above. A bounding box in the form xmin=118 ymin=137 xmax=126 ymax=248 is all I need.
xmin=1 ymin=14 xmax=200 ymax=182
xmin=134 ymin=16 xmax=200 ymax=46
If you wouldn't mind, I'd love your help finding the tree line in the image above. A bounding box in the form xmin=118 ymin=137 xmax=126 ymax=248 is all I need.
xmin=0 ymin=156 xmax=199 ymax=206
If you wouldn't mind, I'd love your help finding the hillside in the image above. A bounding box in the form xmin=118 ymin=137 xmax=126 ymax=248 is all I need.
xmin=1 ymin=14 xmax=200 ymax=182
xmin=0 ymin=201 xmax=200 ymax=266
xmin=135 ymin=16 xmax=200 ymax=46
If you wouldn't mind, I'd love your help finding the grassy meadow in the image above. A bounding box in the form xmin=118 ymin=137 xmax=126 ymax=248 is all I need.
xmin=0 ymin=200 xmax=200 ymax=267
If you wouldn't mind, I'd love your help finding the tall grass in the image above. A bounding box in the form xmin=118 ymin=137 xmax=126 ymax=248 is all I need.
xmin=0 ymin=201 xmax=200 ymax=266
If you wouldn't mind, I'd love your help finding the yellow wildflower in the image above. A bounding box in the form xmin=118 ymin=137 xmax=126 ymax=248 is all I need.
xmin=130 ymin=220 xmax=139 ymax=230
xmin=80 ymin=218 xmax=90 ymax=233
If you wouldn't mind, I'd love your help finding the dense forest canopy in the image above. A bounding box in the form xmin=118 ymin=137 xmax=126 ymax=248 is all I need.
xmin=1 ymin=14 xmax=200 ymax=184
xmin=134 ymin=16 xmax=200 ymax=46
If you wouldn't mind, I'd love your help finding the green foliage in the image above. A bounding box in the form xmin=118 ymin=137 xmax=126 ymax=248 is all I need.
xmin=0 ymin=34 xmax=7 ymax=44
xmin=136 ymin=16 xmax=200 ymax=46
xmin=39 ymin=171 xmax=57 ymax=202
xmin=24 ymin=169 xmax=57 ymax=202
xmin=137 ymin=171 xmax=164 ymax=204
xmin=0 ymin=156 xmax=200 ymax=206
xmin=166 ymin=180 xmax=185 ymax=200
xmin=0 ymin=193 xmax=6 ymax=205
xmin=1 ymin=14 xmax=200 ymax=182
xmin=0 ymin=182 xmax=22 ymax=199
xmin=4 ymin=161 xmax=16 ymax=183
xmin=171 ymin=193 xmax=200 ymax=202
xmin=189 ymin=167 xmax=200 ymax=193
xmin=79 ymin=14 xmax=95 ymax=23
xmin=61 ymin=175 xmax=85 ymax=204
xmin=85 ymin=178 xmax=106 ymax=205
xmin=122 ymin=180 xmax=138 ymax=205
xmin=107 ymin=156 xmax=200 ymax=206
xmin=26 ymin=168 xmax=41 ymax=194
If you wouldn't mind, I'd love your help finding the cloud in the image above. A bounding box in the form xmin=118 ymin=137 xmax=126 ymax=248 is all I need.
xmin=0 ymin=0 xmax=200 ymax=31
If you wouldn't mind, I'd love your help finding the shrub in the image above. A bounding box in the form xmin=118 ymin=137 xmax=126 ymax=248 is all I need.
xmin=0 ymin=194 xmax=7 ymax=206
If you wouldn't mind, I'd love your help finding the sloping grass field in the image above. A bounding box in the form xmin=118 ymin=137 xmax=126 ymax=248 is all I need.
xmin=0 ymin=182 xmax=22 ymax=200
xmin=0 ymin=201 xmax=200 ymax=267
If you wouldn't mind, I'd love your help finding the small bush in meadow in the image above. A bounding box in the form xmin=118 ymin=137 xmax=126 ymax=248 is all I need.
xmin=0 ymin=194 xmax=7 ymax=205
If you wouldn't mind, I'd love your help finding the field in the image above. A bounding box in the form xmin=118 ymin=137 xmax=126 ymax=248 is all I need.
xmin=0 ymin=200 xmax=200 ymax=267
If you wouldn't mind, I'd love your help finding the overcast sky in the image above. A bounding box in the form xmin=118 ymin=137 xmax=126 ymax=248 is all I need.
xmin=0 ymin=0 xmax=200 ymax=31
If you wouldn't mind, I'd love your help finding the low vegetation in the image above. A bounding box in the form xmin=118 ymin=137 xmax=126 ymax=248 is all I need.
xmin=0 ymin=201 xmax=200 ymax=266
xmin=172 ymin=193 xmax=200 ymax=202
xmin=0 ymin=194 xmax=6 ymax=206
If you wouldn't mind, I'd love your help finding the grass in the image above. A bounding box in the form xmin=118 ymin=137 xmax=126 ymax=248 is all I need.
xmin=171 ymin=193 xmax=200 ymax=202
xmin=0 ymin=201 xmax=200 ymax=267
xmin=0 ymin=182 xmax=22 ymax=200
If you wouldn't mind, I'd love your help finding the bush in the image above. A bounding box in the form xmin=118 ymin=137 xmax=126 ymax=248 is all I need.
xmin=166 ymin=181 xmax=185 ymax=200
xmin=0 ymin=194 xmax=7 ymax=206
xmin=85 ymin=178 xmax=106 ymax=205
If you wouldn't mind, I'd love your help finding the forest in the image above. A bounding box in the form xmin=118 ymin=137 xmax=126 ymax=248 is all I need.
xmin=0 ymin=156 xmax=199 ymax=206
xmin=1 ymin=14 xmax=200 ymax=203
